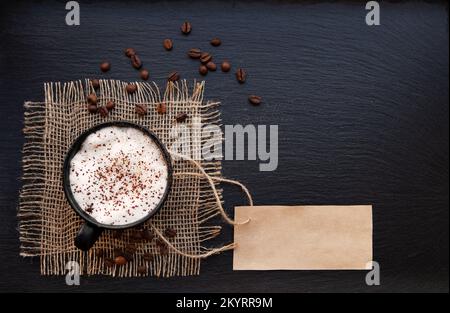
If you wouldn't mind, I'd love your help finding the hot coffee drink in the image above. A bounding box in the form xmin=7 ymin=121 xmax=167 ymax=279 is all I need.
xmin=69 ymin=126 xmax=169 ymax=226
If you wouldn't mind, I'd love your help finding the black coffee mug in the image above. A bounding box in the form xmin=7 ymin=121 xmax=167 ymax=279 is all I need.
xmin=62 ymin=121 xmax=173 ymax=251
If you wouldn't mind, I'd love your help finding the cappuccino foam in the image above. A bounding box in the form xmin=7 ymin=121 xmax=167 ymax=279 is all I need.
xmin=69 ymin=126 xmax=169 ymax=226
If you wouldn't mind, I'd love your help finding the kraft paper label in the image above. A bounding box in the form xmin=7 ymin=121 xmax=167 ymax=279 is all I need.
xmin=233 ymin=205 xmax=373 ymax=270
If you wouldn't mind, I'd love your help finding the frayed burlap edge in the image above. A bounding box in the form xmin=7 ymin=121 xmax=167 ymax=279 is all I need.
xmin=19 ymin=80 xmax=226 ymax=277
xmin=20 ymin=101 xmax=46 ymax=257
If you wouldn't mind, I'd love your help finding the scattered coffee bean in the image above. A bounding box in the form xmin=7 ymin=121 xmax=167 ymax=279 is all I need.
xmin=221 ymin=61 xmax=231 ymax=72
xmin=87 ymin=104 xmax=98 ymax=114
xmin=164 ymin=227 xmax=177 ymax=238
xmin=98 ymin=106 xmax=109 ymax=117
xmin=124 ymin=244 xmax=137 ymax=254
xmin=142 ymin=229 xmax=154 ymax=241
xmin=143 ymin=253 xmax=154 ymax=262
xmin=114 ymin=255 xmax=127 ymax=265
xmin=130 ymin=230 xmax=143 ymax=241
xmin=114 ymin=248 xmax=124 ymax=258
xmin=131 ymin=54 xmax=142 ymax=69
xmin=155 ymin=238 xmax=166 ymax=247
xmin=87 ymin=93 xmax=97 ymax=105
xmin=140 ymin=69 xmax=149 ymax=80
xmin=104 ymin=258 xmax=115 ymax=267
xmin=106 ymin=100 xmax=115 ymax=111
xmin=200 ymin=52 xmax=212 ymax=64
xmin=210 ymin=38 xmax=221 ymax=47
xmin=188 ymin=48 xmax=202 ymax=59
xmin=135 ymin=103 xmax=147 ymax=116
xmin=248 ymin=95 xmax=262 ymax=106
xmin=124 ymin=48 xmax=136 ymax=58
xmin=206 ymin=61 xmax=217 ymax=71
xmin=112 ymin=229 xmax=124 ymax=239
xmin=122 ymin=251 xmax=134 ymax=261
xmin=168 ymin=71 xmax=180 ymax=82
xmin=176 ymin=113 xmax=188 ymax=123
xmin=236 ymin=68 xmax=247 ymax=83
xmin=91 ymin=79 xmax=100 ymax=89
xmin=95 ymin=249 xmax=105 ymax=258
xmin=156 ymin=102 xmax=167 ymax=114
xmin=126 ymin=83 xmax=137 ymax=94
xmin=163 ymin=39 xmax=173 ymax=51
xmin=159 ymin=244 xmax=169 ymax=255
xmin=199 ymin=64 xmax=208 ymax=76
xmin=100 ymin=61 xmax=111 ymax=72
xmin=137 ymin=265 xmax=147 ymax=274
xmin=113 ymin=248 xmax=132 ymax=261
xmin=181 ymin=21 xmax=192 ymax=35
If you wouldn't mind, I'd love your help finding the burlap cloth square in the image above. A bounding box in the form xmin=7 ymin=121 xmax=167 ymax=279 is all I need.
xmin=19 ymin=79 xmax=229 ymax=277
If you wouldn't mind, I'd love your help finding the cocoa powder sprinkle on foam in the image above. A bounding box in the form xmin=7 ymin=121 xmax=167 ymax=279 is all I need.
xmin=69 ymin=126 xmax=168 ymax=225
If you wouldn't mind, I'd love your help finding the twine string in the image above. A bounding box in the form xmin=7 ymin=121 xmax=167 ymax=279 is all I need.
xmin=149 ymin=151 xmax=253 ymax=259
xmin=170 ymin=151 xmax=252 ymax=226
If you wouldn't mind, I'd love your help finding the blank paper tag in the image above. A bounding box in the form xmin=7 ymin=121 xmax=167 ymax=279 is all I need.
xmin=233 ymin=205 xmax=372 ymax=270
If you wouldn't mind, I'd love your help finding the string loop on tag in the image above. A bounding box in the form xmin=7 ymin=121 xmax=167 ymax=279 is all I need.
xmin=149 ymin=151 xmax=253 ymax=259
xmin=170 ymin=151 xmax=252 ymax=226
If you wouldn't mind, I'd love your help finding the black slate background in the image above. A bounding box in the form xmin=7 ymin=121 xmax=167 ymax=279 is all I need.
xmin=0 ymin=0 xmax=448 ymax=293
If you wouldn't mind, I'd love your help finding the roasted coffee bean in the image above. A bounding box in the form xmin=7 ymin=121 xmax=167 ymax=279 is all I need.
xmin=221 ymin=61 xmax=231 ymax=72
xmin=124 ymin=48 xmax=136 ymax=58
xmin=130 ymin=237 xmax=142 ymax=243
xmin=163 ymin=39 xmax=173 ymax=51
xmin=106 ymin=100 xmax=115 ymax=111
xmin=112 ymin=229 xmax=124 ymax=239
xmin=176 ymin=113 xmax=188 ymax=123
xmin=164 ymin=227 xmax=177 ymax=238
xmin=122 ymin=251 xmax=134 ymax=261
xmin=140 ymin=69 xmax=149 ymax=80
xmin=87 ymin=104 xmax=98 ymax=114
xmin=248 ymin=95 xmax=262 ymax=106
xmin=236 ymin=68 xmax=247 ymax=83
xmin=95 ymin=249 xmax=105 ymax=258
xmin=137 ymin=265 xmax=147 ymax=274
xmin=135 ymin=104 xmax=147 ymax=116
xmin=210 ymin=38 xmax=221 ymax=47
xmin=100 ymin=61 xmax=111 ymax=72
xmin=131 ymin=54 xmax=142 ymax=69
xmin=188 ymin=48 xmax=202 ymax=59
xmin=87 ymin=93 xmax=97 ymax=105
xmin=114 ymin=248 xmax=124 ymax=257
xmin=199 ymin=65 xmax=208 ymax=76
xmin=124 ymin=244 xmax=137 ymax=255
xmin=156 ymin=102 xmax=166 ymax=114
xmin=168 ymin=71 xmax=180 ymax=82
xmin=206 ymin=61 xmax=217 ymax=71
xmin=91 ymin=79 xmax=100 ymax=89
xmin=104 ymin=258 xmax=115 ymax=267
xmin=130 ymin=230 xmax=143 ymax=240
xmin=143 ymin=253 xmax=154 ymax=262
xmin=159 ymin=244 xmax=169 ymax=255
xmin=181 ymin=21 xmax=192 ymax=35
xmin=112 ymin=249 xmax=132 ymax=261
xmin=126 ymin=83 xmax=137 ymax=94
xmin=142 ymin=229 xmax=154 ymax=241
xmin=155 ymin=238 xmax=166 ymax=247
xmin=200 ymin=52 xmax=212 ymax=64
xmin=98 ymin=106 xmax=109 ymax=117
xmin=114 ymin=255 xmax=127 ymax=265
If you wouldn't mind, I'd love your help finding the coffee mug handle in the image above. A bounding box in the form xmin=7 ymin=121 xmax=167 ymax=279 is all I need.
xmin=75 ymin=222 xmax=103 ymax=251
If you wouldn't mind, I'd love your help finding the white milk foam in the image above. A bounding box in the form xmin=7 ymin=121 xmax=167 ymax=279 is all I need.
xmin=69 ymin=126 xmax=168 ymax=226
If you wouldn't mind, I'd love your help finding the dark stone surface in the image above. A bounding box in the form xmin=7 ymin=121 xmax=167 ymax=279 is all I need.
xmin=0 ymin=0 xmax=448 ymax=292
